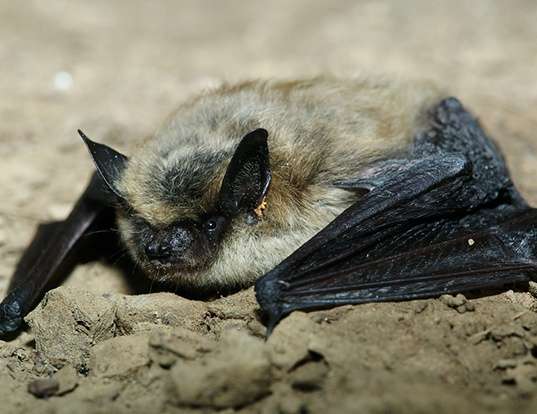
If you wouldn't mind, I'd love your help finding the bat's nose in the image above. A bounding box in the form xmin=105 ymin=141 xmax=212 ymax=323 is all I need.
xmin=144 ymin=226 xmax=194 ymax=264
xmin=145 ymin=241 xmax=171 ymax=262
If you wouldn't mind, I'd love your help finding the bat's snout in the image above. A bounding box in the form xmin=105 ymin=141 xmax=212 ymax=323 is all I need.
xmin=144 ymin=226 xmax=194 ymax=265
xmin=145 ymin=240 xmax=172 ymax=263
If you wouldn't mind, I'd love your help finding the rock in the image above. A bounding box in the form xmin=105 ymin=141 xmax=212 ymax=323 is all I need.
xmin=90 ymin=335 xmax=150 ymax=377
xmin=495 ymin=359 xmax=518 ymax=370
xmin=149 ymin=327 xmax=214 ymax=367
xmin=28 ymin=377 xmax=59 ymax=399
xmin=529 ymin=281 xmax=537 ymax=299
xmin=169 ymin=330 xmax=271 ymax=408
xmin=114 ymin=292 xmax=208 ymax=334
xmin=504 ymin=290 xmax=537 ymax=311
xmin=502 ymin=359 xmax=537 ymax=395
xmin=27 ymin=365 xmax=79 ymax=399
xmin=267 ymin=312 xmax=318 ymax=370
xmin=440 ymin=294 xmax=475 ymax=313
xmin=516 ymin=311 xmax=537 ymax=335
xmin=205 ymin=288 xmax=258 ymax=320
xmin=25 ymin=288 xmax=210 ymax=370
xmin=290 ymin=359 xmax=329 ymax=391
xmin=25 ymin=287 xmax=116 ymax=369
xmin=53 ymin=365 xmax=79 ymax=395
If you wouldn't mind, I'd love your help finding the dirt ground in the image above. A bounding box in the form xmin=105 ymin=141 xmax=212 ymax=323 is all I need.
xmin=1 ymin=1 xmax=537 ymax=413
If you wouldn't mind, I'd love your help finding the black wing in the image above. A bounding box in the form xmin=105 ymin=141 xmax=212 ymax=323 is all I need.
xmin=256 ymin=98 xmax=537 ymax=333
xmin=256 ymin=209 xmax=537 ymax=333
xmin=0 ymin=174 xmax=116 ymax=335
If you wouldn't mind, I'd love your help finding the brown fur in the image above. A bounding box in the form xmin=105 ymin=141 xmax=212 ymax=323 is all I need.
xmin=116 ymin=76 xmax=445 ymax=290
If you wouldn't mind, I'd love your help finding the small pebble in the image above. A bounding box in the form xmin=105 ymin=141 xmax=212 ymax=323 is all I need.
xmin=28 ymin=378 xmax=59 ymax=399
xmin=528 ymin=281 xmax=537 ymax=299
xmin=53 ymin=365 xmax=79 ymax=395
xmin=440 ymin=294 xmax=466 ymax=308
xmin=440 ymin=294 xmax=475 ymax=313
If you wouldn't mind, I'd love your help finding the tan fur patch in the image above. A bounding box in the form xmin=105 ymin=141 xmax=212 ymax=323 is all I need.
xmin=115 ymin=76 xmax=446 ymax=290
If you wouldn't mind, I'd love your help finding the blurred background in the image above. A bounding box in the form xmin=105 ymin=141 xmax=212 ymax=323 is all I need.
xmin=1 ymin=0 xmax=537 ymax=294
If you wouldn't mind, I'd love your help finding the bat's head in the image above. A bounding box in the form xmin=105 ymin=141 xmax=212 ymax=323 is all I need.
xmin=79 ymin=128 xmax=285 ymax=291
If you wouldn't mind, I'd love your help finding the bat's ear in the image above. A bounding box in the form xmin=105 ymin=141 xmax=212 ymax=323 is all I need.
xmin=218 ymin=128 xmax=271 ymax=218
xmin=78 ymin=129 xmax=128 ymax=202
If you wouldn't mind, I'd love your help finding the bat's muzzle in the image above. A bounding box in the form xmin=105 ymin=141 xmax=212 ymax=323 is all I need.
xmin=144 ymin=225 xmax=194 ymax=265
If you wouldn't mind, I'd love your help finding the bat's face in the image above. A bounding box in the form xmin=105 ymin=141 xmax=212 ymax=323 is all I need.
xmin=119 ymin=210 xmax=228 ymax=278
xmin=81 ymin=129 xmax=288 ymax=290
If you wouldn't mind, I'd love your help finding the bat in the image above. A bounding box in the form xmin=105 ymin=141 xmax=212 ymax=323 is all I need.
xmin=1 ymin=77 xmax=535 ymax=336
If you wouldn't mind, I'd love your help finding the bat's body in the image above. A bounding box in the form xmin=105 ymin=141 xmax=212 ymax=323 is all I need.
xmin=117 ymin=77 xmax=442 ymax=290
xmin=0 ymin=77 xmax=535 ymax=335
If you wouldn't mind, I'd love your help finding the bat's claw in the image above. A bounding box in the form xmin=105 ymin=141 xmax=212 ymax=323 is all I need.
xmin=255 ymin=273 xmax=287 ymax=337
xmin=0 ymin=293 xmax=24 ymax=336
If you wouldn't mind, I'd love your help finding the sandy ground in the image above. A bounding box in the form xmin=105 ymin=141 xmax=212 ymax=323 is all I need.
xmin=1 ymin=1 xmax=537 ymax=413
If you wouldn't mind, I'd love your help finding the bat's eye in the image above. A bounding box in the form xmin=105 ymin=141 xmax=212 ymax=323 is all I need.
xmin=203 ymin=216 xmax=226 ymax=236
xmin=206 ymin=220 xmax=217 ymax=231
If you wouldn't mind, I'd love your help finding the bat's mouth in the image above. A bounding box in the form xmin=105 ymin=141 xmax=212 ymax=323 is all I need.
xmin=141 ymin=254 xmax=212 ymax=281
xmin=146 ymin=258 xmax=199 ymax=271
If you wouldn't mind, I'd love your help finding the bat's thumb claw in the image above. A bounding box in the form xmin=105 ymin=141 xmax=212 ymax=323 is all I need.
xmin=0 ymin=294 xmax=24 ymax=336
xmin=255 ymin=274 xmax=286 ymax=338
